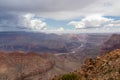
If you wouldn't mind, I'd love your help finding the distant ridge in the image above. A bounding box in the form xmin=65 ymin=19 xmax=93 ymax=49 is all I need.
xmin=101 ymin=34 xmax=120 ymax=54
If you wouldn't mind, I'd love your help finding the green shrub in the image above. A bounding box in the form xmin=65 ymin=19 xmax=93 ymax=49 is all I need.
xmin=59 ymin=73 xmax=79 ymax=80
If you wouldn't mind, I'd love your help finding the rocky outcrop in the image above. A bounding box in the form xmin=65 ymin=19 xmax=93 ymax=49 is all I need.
xmin=53 ymin=49 xmax=120 ymax=80
xmin=78 ymin=49 xmax=120 ymax=80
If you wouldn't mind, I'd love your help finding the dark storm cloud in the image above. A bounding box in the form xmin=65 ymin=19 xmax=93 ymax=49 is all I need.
xmin=0 ymin=0 xmax=96 ymax=12
xmin=0 ymin=12 xmax=18 ymax=26
xmin=0 ymin=12 xmax=19 ymax=22
xmin=0 ymin=13 xmax=33 ymax=30
xmin=0 ymin=11 xmax=48 ymax=31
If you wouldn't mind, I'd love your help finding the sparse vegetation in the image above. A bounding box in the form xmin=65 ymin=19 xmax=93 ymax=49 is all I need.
xmin=60 ymin=73 xmax=79 ymax=80
xmin=53 ymin=73 xmax=80 ymax=80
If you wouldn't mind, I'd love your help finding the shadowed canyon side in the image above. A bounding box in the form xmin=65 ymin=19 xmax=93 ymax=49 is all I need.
xmin=0 ymin=32 xmax=110 ymax=54
xmin=53 ymin=49 xmax=120 ymax=80
xmin=0 ymin=32 xmax=85 ymax=53
xmin=101 ymin=34 xmax=120 ymax=54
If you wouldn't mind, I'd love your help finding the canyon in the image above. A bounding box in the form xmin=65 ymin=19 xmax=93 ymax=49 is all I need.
xmin=0 ymin=32 xmax=120 ymax=80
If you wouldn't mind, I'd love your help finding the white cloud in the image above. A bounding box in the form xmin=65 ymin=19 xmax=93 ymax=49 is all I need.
xmin=56 ymin=27 xmax=64 ymax=31
xmin=22 ymin=14 xmax=47 ymax=31
xmin=106 ymin=20 xmax=120 ymax=27
xmin=69 ymin=15 xmax=113 ymax=29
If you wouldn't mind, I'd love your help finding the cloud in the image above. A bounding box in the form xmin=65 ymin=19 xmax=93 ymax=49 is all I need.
xmin=0 ymin=12 xmax=23 ymax=31
xmin=0 ymin=0 xmax=95 ymax=12
xmin=22 ymin=14 xmax=47 ymax=31
xmin=0 ymin=13 xmax=47 ymax=31
xmin=0 ymin=0 xmax=119 ymax=20
xmin=69 ymin=15 xmax=113 ymax=29
xmin=0 ymin=0 xmax=120 ymax=32
xmin=106 ymin=20 xmax=120 ymax=27
xmin=56 ymin=27 xmax=64 ymax=31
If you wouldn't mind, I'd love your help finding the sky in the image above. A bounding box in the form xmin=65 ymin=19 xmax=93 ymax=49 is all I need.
xmin=0 ymin=0 xmax=120 ymax=33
